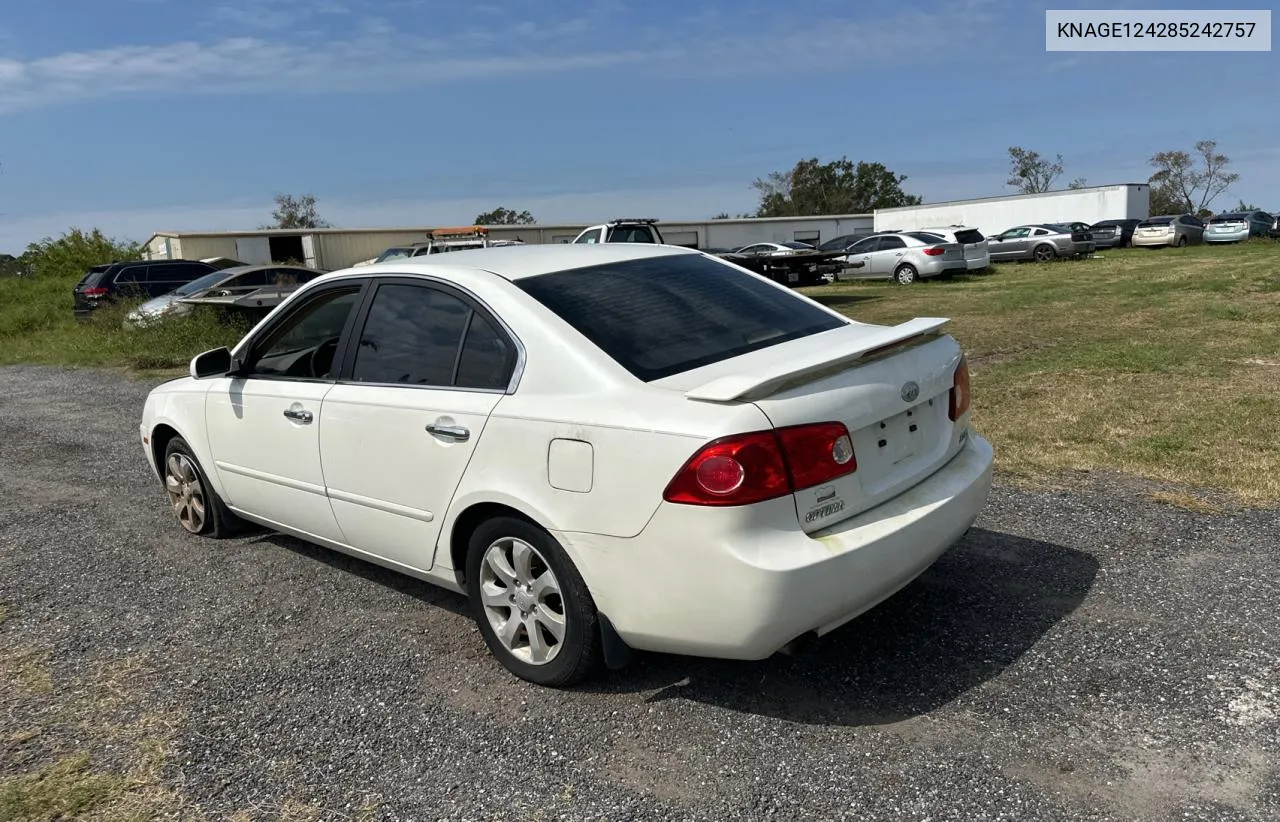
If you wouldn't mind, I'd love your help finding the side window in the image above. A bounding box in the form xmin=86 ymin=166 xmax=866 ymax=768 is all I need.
xmin=1010 ymin=228 xmax=1031 ymax=238
xmin=351 ymin=284 xmax=471 ymax=386
xmin=456 ymin=313 xmax=516 ymax=390
xmin=877 ymin=236 xmax=906 ymax=250
xmin=1032 ymin=228 xmax=1049 ymax=236
xmin=575 ymin=229 xmax=603 ymax=245
xmin=247 ymin=287 xmax=363 ymax=380
xmin=114 ymin=266 xmax=148 ymax=285
xmin=847 ymin=238 xmax=877 ymax=254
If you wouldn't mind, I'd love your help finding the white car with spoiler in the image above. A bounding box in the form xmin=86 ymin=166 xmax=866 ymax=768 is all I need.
xmin=139 ymin=244 xmax=994 ymax=687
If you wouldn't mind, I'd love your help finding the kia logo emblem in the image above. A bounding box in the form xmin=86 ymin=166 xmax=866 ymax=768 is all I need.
xmin=901 ymin=381 xmax=919 ymax=402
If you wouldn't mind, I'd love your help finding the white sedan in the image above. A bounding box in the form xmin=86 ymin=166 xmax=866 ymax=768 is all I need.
xmin=140 ymin=244 xmax=994 ymax=686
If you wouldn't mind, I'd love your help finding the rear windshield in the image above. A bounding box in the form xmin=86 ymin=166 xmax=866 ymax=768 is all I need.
xmin=516 ymin=254 xmax=847 ymax=382
xmin=1210 ymin=213 xmax=1246 ymax=223
xmin=79 ymin=266 xmax=113 ymax=287
xmin=1140 ymin=217 xmax=1174 ymax=226
xmin=953 ymin=229 xmax=984 ymax=244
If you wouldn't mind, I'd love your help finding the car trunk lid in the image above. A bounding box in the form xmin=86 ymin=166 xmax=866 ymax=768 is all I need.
xmin=659 ymin=319 xmax=967 ymax=533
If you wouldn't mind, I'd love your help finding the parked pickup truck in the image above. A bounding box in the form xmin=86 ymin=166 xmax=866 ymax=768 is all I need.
xmin=571 ymin=218 xmax=666 ymax=244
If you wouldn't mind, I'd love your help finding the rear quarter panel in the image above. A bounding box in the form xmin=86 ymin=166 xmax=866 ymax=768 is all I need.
xmin=438 ymin=387 xmax=775 ymax=554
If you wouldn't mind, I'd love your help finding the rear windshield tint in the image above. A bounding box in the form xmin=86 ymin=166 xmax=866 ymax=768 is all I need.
xmin=953 ymin=229 xmax=984 ymax=244
xmin=1140 ymin=217 xmax=1174 ymax=226
xmin=79 ymin=266 xmax=113 ymax=287
xmin=1210 ymin=214 xmax=1246 ymax=223
xmin=516 ymin=254 xmax=847 ymax=381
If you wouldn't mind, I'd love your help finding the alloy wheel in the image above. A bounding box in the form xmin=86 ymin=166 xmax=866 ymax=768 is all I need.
xmin=165 ymin=453 xmax=207 ymax=533
xmin=478 ymin=537 xmax=567 ymax=665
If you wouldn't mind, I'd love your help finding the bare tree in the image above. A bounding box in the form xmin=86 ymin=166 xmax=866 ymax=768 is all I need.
xmin=1006 ymin=147 xmax=1067 ymax=194
xmin=1147 ymin=140 xmax=1239 ymax=214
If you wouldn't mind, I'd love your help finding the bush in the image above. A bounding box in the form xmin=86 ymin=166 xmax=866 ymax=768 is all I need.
xmin=23 ymin=228 xmax=140 ymax=280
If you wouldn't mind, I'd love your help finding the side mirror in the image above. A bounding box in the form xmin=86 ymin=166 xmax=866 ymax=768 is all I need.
xmin=190 ymin=347 xmax=234 ymax=379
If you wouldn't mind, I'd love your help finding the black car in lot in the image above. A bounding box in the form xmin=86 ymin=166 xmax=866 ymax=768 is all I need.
xmin=1089 ymin=218 xmax=1142 ymax=249
xmin=73 ymin=259 xmax=229 ymax=320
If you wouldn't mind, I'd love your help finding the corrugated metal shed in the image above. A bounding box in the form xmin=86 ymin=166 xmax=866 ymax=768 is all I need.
xmin=142 ymin=214 xmax=875 ymax=270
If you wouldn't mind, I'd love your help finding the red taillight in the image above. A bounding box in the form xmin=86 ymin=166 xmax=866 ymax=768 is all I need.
xmin=82 ymin=287 xmax=108 ymax=297
xmin=663 ymin=422 xmax=856 ymax=507
xmin=663 ymin=431 xmax=789 ymax=506
xmin=923 ymin=246 xmax=945 ymax=256
xmin=949 ymin=357 xmax=971 ymax=421
xmin=777 ymin=422 xmax=856 ymax=489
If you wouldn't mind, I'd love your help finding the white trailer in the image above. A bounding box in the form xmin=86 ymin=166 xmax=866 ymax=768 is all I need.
xmin=873 ymin=184 xmax=1150 ymax=237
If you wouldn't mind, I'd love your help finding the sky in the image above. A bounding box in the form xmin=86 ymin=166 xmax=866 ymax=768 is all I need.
xmin=0 ymin=0 xmax=1276 ymax=253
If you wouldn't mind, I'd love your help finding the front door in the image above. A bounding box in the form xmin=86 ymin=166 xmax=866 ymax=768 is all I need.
xmin=319 ymin=279 xmax=520 ymax=572
xmin=989 ymin=227 xmax=1030 ymax=260
xmin=204 ymin=281 xmax=367 ymax=543
xmin=840 ymin=236 xmax=878 ymax=280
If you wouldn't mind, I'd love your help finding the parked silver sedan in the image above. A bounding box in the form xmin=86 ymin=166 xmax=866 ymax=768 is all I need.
xmin=1131 ymin=214 xmax=1205 ymax=248
xmin=987 ymin=224 xmax=1095 ymax=263
xmin=839 ymin=232 xmax=967 ymax=284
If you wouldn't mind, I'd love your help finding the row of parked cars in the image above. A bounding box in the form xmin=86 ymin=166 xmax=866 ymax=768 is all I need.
xmin=72 ymin=257 xmax=327 ymax=324
xmin=744 ymin=208 xmax=1279 ymax=285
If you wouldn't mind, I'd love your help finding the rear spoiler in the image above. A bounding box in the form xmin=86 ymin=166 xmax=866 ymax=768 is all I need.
xmin=684 ymin=317 xmax=951 ymax=403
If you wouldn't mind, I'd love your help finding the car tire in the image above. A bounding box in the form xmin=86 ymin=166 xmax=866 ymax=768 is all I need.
xmin=1033 ymin=244 xmax=1056 ymax=263
xmin=466 ymin=515 xmax=604 ymax=687
xmin=162 ymin=436 xmax=243 ymax=539
xmin=1176 ymin=235 xmax=1188 ymax=247
xmin=894 ymin=264 xmax=918 ymax=285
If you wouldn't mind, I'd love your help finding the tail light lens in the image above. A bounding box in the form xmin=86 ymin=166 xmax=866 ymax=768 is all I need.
xmin=663 ymin=422 xmax=857 ymax=507
xmin=923 ymin=246 xmax=945 ymax=256
xmin=663 ymin=431 xmax=789 ymax=506
xmin=949 ymin=357 xmax=971 ymax=421
xmin=82 ymin=287 xmax=108 ymax=297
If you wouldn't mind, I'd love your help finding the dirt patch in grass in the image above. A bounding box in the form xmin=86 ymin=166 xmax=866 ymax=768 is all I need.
xmin=808 ymin=242 xmax=1280 ymax=505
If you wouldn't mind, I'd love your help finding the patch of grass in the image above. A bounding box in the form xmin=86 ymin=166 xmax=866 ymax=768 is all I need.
xmin=0 ymin=754 xmax=125 ymax=821
xmin=1148 ymin=491 xmax=1227 ymax=515
xmin=807 ymin=241 xmax=1280 ymax=505
xmin=0 ymin=275 xmax=251 ymax=371
xmin=0 ymin=649 xmax=52 ymax=695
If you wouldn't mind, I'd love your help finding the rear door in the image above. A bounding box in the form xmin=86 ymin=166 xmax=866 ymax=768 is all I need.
xmin=318 ymin=278 xmax=518 ymax=572
xmin=871 ymin=235 xmax=907 ymax=276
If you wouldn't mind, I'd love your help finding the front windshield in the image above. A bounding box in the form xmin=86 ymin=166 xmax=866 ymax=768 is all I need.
xmin=375 ymin=248 xmax=413 ymax=263
xmin=173 ymin=270 xmax=230 ymax=296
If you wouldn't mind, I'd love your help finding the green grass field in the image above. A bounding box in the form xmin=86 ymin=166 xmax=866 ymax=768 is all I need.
xmin=805 ymin=239 xmax=1280 ymax=506
xmin=2 ymin=240 xmax=1278 ymax=504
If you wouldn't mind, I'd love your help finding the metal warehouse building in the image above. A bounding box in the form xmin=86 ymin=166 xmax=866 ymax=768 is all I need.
xmin=874 ymin=183 xmax=1150 ymax=237
xmin=141 ymin=214 xmax=875 ymax=271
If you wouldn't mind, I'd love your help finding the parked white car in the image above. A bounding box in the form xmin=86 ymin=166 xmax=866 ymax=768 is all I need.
xmin=916 ymin=226 xmax=990 ymax=271
xmin=140 ymin=244 xmax=993 ymax=686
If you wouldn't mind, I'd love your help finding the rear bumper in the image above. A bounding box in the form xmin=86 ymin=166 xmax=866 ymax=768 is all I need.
xmin=919 ymin=258 xmax=968 ymax=277
xmin=1132 ymin=233 xmax=1175 ymax=247
xmin=1067 ymin=241 xmax=1095 ymax=256
xmin=1205 ymin=228 xmax=1248 ymax=243
xmin=560 ymin=431 xmax=994 ymax=659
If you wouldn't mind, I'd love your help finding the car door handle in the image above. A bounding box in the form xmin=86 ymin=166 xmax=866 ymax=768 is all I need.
xmin=426 ymin=423 xmax=470 ymax=441
xmin=283 ymin=408 xmax=313 ymax=423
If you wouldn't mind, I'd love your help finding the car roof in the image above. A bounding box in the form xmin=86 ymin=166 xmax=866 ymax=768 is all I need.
xmin=326 ymin=242 xmax=699 ymax=282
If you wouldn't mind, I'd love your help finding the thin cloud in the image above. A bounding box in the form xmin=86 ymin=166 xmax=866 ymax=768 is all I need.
xmin=0 ymin=2 xmax=1013 ymax=116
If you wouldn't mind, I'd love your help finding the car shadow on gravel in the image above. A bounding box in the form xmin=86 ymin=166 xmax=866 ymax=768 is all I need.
xmin=586 ymin=527 xmax=1098 ymax=727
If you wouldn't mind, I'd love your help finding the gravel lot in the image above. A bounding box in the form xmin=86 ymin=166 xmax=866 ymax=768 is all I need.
xmin=1 ymin=364 xmax=1277 ymax=821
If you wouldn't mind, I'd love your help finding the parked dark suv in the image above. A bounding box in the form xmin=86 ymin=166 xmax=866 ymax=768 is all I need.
xmin=73 ymin=259 xmax=223 ymax=320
